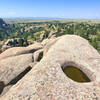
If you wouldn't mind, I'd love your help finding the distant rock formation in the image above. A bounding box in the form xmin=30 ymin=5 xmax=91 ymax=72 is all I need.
xmin=40 ymin=30 xmax=57 ymax=42
xmin=40 ymin=33 xmax=45 ymax=41
xmin=48 ymin=30 xmax=57 ymax=38
xmin=1 ymin=38 xmax=29 ymax=52
xmin=0 ymin=35 xmax=100 ymax=100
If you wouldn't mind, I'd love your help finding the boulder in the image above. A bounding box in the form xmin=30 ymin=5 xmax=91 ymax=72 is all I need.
xmin=1 ymin=35 xmax=100 ymax=100
xmin=0 ymin=53 xmax=33 ymax=85
xmin=41 ymin=37 xmax=57 ymax=46
xmin=0 ymin=47 xmax=29 ymax=60
xmin=26 ymin=42 xmax=43 ymax=50
xmin=0 ymin=42 xmax=42 ymax=60
xmin=0 ymin=54 xmax=33 ymax=95
xmin=4 ymin=39 xmax=12 ymax=45
xmin=3 ymin=38 xmax=28 ymax=47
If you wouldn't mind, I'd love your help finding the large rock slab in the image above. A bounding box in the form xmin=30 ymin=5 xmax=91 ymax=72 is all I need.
xmin=1 ymin=35 xmax=100 ymax=100
xmin=0 ymin=53 xmax=33 ymax=96
xmin=0 ymin=42 xmax=42 ymax=60
xmin=0 ymin=54 xmax=33 ymax=85
xmin=0 ymin=47 xmax=26 ymax=60
xmin=26 ymin=42 xmax=42 ymax=50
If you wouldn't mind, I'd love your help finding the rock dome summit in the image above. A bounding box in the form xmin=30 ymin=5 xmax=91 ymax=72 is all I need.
xmin=0 ymin=35 xmax=100 ymax=100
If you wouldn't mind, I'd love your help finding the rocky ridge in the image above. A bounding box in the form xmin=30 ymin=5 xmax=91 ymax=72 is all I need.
xmin=0 ymin=35 xmax=100 ymax=100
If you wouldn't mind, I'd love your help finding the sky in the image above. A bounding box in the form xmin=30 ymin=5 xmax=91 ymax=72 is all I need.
xmin=0 ymin=0 xmax=100 ymax=19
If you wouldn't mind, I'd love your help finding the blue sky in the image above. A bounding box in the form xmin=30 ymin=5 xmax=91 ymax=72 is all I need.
xmin=0 ymin=0 xmax=100 ymax=19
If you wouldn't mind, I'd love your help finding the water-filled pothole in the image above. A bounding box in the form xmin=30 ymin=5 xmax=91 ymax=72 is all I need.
xmin=63 ymin=66 xmax=91 ymax=83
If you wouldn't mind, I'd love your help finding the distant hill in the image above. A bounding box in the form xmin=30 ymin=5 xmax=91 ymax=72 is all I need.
xmin=0 ymin=18 xmax=9 ymax=30
xmin=0 ymin=18 xmax=9 ymax=40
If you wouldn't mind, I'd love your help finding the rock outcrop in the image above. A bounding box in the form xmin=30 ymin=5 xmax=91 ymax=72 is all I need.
xmin=1 ymin=38 xmax=29 ymax=52
xmin=1 ymin=35 xmax=100 ymax=100
xmin=0 ymin=41 xmax=43 ymax=96
xmin=0 ymin=54 xmax=33 ymax=96
xmin=0 ymin=54 xmax=33 ymax=85
xmin=48 ymin=30 xmax=57 ymax=38
xmin=40 ymin=33 xmax=45 ymax=41
xmin=0 ymin=42 xmax=42 ymax=60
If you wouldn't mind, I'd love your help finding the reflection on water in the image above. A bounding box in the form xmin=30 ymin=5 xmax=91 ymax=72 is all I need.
xmin=63 ymin=66 xmax=91 ymax=83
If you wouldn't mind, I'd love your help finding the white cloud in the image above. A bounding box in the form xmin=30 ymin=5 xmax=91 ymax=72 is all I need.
xmin=7 ymin=11 xmax=16 ymax=15
xmin=86 ymin=12 xmax=100 ymax=19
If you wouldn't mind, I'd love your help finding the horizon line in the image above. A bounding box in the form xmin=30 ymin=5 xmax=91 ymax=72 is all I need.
xmin=1 ymin=17 xmax=100 ymax=20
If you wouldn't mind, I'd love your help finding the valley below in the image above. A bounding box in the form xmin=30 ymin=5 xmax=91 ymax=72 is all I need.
xmin=0 ymin=18 xmax=100 ymax=53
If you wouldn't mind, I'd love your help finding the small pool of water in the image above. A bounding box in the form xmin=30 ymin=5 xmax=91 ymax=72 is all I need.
xmin=63 ymin=66 xmax=91 ymax=83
